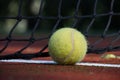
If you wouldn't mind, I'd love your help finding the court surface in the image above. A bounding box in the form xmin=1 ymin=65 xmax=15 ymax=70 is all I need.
xmin=0 ymin=49 xmax=120 ymax=80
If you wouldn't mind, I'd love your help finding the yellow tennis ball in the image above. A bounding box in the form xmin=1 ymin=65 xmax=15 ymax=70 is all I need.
xmin=48 ymin=28 xmax=87 ymax=65
xmin=101 ymin=54 xmax=116 ymax=59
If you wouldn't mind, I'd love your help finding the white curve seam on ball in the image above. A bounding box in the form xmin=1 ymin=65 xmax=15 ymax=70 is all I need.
xmin=63 ymin=30 xmax=75 ymax=62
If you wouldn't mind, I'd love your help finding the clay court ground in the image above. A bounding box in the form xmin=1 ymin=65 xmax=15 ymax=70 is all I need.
xmin=0 ymin=41 xmax=120 ymax=80
xmin=0 ymin=51 xmax=120 ymax=80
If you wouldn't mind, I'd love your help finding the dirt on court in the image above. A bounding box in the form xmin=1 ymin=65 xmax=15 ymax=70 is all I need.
xmin=0 ymin=51 xmax=120 ymax=80
xmin=0 ymin=41 xmax=120 ymax=80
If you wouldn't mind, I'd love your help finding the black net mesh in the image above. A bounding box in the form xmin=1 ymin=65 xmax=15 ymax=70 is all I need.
xmin=0 ymin=0 xmax=120 ymax=59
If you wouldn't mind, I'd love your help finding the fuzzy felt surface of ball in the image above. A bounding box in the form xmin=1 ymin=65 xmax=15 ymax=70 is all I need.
xmin=48 ymin=28 xmax=87 ymax=65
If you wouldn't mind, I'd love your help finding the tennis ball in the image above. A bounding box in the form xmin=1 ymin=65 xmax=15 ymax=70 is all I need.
xmin=101 ymin=54 xmax=116 ymax=59
xmin=48 ymin=28 xmax=87 ymax=65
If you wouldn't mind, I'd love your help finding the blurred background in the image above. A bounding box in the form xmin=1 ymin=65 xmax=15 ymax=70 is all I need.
xmin=0 ymin=0 xmax=120 ymax=36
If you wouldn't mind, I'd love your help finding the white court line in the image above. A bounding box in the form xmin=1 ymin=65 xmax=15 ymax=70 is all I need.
xmin=0 ymin=59 xmax=120 ymax=68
